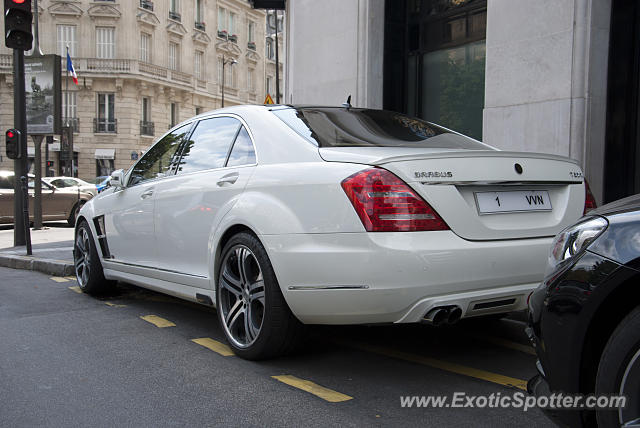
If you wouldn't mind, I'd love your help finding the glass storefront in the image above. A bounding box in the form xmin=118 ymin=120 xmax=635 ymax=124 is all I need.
xmin=384 ymin=0 xmax=487 ymax=140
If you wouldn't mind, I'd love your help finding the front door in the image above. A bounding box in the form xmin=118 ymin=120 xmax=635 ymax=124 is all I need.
xmin=98 ymin=122 xmax=192 ymax=268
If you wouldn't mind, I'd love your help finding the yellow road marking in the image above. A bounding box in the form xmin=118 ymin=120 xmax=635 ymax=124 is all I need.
xmin=272 ymin=375 xmax=353 ymax=403
xmin=477 ymin=335 xmax=537 ymax=356
xmin=64 ymin=276 xmax=77 ymax=281
xmin=68 ymin=286 xmax=82 ymax=293
xmin=191 ymin=338 xmax=234 ymax=357
xmin=140 ymin=315 xmax=176 ymax=328
xmin=104 ymin=302 xmax=126 ymax=308
xmin=350 ymin=343 xmax=527 ymax=391
xmin=50 ymin=277 xmax=70 ymax=283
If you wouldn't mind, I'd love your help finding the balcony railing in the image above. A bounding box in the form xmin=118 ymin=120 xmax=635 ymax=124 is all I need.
xmin=247 ymin=41 xmax=256 ymax=51
xmin=169 ymin=11 xmax=181 ymax=21
xmin=195 ymin=21 xmax=205 ymax=31
xmin=94 ymin=118 xmax=117 ymax=133
xmin=140 ymin=120 xmax=154 ymax=136
xmin=87 ymin=58 xmax=131 ymax=72
xmin=140 ymin=0 xmax=154 ymax=11
xmin=62 ymin=117 xmax=80 ymax=133
xmin=228 ymin=34 xmax=238 ymax=43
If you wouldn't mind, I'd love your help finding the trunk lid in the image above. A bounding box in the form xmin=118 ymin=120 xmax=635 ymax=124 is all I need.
xmin=321 ymin=147 xmax=585 ymax=240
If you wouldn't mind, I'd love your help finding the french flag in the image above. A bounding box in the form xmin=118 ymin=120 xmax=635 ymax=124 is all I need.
xmin=66 ymin=53 xmax=78 ymax=85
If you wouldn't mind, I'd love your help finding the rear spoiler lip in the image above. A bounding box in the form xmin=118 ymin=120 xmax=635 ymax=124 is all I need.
xmin=373 ymin=151 xmax=580 ymax=166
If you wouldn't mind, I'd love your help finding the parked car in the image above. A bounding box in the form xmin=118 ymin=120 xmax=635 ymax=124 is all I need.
xmin=528 ymin=194 xmax=640 ymax=427
xmin=0 ymin=170 xmax=94 ymax=226
xmin=74 ymin=105 xmax=593 ymax=359
xmin=43 ymin=176 xmax=98 ymax=197
xmin=92 ymin=176 xmax=111 ymax=193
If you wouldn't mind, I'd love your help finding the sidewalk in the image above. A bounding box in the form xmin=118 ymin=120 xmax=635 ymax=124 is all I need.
xmin=0 ymin=222 xmax=75 ymax=276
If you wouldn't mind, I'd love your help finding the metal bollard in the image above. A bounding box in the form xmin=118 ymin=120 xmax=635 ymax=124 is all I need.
xmin=20 ymin=176 xmax=32 ymax=256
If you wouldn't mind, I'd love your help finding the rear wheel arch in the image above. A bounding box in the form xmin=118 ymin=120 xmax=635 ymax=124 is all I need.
xmin=214 ymin=224 xmax=258 ymax=290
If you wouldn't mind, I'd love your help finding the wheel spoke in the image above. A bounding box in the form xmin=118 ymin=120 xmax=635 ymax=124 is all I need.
xmin=74 ymin=255 xmax=84 ymax=270
xmin=221 ymin=266 xmax=242 ymax=296
xmin=225 ymin=299 xmax=244 ymax=330
xmin=249 ymin=280 xmax=265 ymax=305
xmin=236 ymin=248 xmax=247 ymax=285
xmin=244 ymin=306 xmax=259 ymax=342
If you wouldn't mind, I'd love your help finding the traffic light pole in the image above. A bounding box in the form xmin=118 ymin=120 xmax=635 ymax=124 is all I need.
xmin=12 ymin=47 xmax=29 ymax=247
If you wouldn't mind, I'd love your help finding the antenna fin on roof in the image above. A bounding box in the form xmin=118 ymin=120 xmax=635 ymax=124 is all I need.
xmin=342 ymin=95 xmax=352 ymax=109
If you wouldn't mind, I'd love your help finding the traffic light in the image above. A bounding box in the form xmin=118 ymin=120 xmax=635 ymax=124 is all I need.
xmin=46 ymin=160 xmax=54 ymax=168
xmin=6 ymin=128 xmax=21 ymax=159
xmin=4 ymin=0 xmax=32 ymax=51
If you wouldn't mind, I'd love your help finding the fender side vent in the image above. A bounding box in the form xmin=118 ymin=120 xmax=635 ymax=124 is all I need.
xmin=196 ymin=293 xmax=214 ymax=306
xmin=93 ymin=215 xmax=111 ymax=259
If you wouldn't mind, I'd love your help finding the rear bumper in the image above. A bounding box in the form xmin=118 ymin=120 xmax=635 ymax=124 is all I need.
xmin=261 ymin=231 xmax=551 ymax=324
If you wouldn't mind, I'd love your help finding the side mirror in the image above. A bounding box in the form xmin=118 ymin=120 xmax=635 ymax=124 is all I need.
xmin=110 ymin=169 xmax=126 ymax=189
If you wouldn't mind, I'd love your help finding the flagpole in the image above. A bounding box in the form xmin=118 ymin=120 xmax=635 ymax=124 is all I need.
xmin=65 ymin=44 xmax=70 ymax=176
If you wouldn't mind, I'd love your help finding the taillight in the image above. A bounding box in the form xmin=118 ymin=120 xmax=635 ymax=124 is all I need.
xmin=584 ymin=180 xmax=597 ymax=215
xmin=341 ymin=167 xmax=449 ymax=232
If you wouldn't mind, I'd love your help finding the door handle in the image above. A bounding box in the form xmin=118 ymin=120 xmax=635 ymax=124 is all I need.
xmin=140 ymin=189 xmax=154 ymax=199
xmin=217 ymin=173 xmax=239 ymax=187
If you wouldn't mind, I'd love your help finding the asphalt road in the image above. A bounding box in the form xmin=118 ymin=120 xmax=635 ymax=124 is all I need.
xmin=0 ymin=266 xmax=554 ymax=427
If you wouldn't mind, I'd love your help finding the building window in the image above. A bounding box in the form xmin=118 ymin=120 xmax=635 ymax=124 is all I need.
xmin=170 ymin=103 xmax=178 ymax=127
xmin=169 ymin=0 xmax=180 ymax=18
xmin=194 ymin=50 xmax=203 ymax=80
xmin=196 ymin=0 xmax=203 ymax=23
xmin=218 ymin=7 xmax=226 ymax=33
xmin=141 ymin=97 xmax=154 ymax=136
xmin=266 ymin=76 xmax=273 ymax=95
xmin=195 ymin=106 xmax=201 ymax=115
xmin=168 ymin=42 xmax=180 ymax=71
xmin=140 ymin=33 xmax=151 ymax=63
xmin=217 ymin=57 xmax=223 ymax=83
xmin=226 ymin=63 xmax=235 ymax=88
xmin=228 ymin=12 xmax=236 ymax=35
xmin=62 ymin=92 xmax=78 ymax=132
xmin=96 ymin=27 xmax=115 ymax=59
xmin=248 ymin=21 xmax=255 ymax=43
xmin=96 ymin=159 xmax=115 ymax=177
xmin=57 ymin=25 xmax=77 ymax=57
xmin=266 ymin=38 xmax=274 ymax=60
xmin=96 ymin=93 xmax=116 ymax=133
xmin=248 ymin=68 xmax=255 ymax=92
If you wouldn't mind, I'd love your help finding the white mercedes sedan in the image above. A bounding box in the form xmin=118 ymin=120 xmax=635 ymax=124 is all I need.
xmin=74 ymin=105 xmax=594 ymax=359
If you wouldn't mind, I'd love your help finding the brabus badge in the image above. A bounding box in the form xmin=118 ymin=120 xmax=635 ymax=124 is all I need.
xmin=414 ymin=171 xmax=453 ymax=179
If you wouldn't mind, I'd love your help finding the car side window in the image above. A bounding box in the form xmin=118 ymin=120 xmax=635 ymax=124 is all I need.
xmin=226 ymin=126 xmax=256 ymax=167
xmin=129 ymin=123 xmax=191 ymax=186
xmin=0 ymin=176 xmax=12 ymax=189
xmin=175 ymin=117 xmax=241 ymax=175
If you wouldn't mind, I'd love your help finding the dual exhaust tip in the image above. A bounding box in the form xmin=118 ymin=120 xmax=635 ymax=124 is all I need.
xmin=423 ymin=305 xmax=463 ymax=326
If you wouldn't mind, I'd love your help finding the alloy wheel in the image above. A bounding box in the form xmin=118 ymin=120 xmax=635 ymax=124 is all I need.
xmin=620 ymin=348 xmax=640 ymax=427
xmin=74 ymin=227 xmax=91 ymax=287
xmin=219 ymin=245 xmax=265 ymax=348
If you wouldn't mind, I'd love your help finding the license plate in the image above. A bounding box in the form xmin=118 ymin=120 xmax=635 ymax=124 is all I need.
xmin=475 ymin=190 xmax=552 ymax=214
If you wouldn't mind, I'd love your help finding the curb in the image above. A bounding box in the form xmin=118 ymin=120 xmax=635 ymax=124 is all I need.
xmin=0 ymin=254 xmax=74 ymax=277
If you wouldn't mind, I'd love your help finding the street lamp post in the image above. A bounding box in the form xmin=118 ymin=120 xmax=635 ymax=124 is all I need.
xmin=221 ymin=55 xmax=238 ymax=108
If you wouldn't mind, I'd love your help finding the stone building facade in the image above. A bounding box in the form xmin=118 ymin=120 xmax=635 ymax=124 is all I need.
xmin=0 ymin=0 xmax=284 ymax=180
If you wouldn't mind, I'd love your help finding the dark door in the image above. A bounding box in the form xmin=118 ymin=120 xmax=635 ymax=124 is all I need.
xmin=604 ymin=0 xmax=640 ymax=203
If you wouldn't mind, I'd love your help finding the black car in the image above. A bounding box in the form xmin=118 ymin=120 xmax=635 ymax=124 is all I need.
xmin=528 ymin=194 xmax=640 ymax=427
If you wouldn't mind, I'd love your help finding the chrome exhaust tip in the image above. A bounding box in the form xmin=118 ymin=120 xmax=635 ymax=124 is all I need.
xmin=447 ymin=306 xmax=463 ymax=324
xmin=423 ymin=308 xmax=448 ymax=326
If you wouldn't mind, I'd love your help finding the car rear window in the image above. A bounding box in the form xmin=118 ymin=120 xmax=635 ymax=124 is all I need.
xmin=272 ymin=107 xmax=488 ymax=150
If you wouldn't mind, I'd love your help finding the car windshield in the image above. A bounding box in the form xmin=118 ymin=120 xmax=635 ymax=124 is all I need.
xmin=272 ymin=107 xmax=489 ymax=150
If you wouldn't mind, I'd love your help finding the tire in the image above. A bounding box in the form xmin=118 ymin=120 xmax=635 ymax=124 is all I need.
xmin=216 ymin=232 xmax=303 ymax=360
xmin=68 ymin=200 xmax=86 ymax=227
xmin=595 ymin=306 xmax=640 ymax=428
xmin=73 ymin=220 xmax=115 ymax=295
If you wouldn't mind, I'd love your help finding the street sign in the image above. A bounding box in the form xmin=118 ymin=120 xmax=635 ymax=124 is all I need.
xmin=264 ymin=94 xmax=274 ymax=105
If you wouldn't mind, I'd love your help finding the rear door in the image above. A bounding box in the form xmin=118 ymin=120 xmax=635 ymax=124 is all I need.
xmin=154 ymin=116 xmax=257 ymax=280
